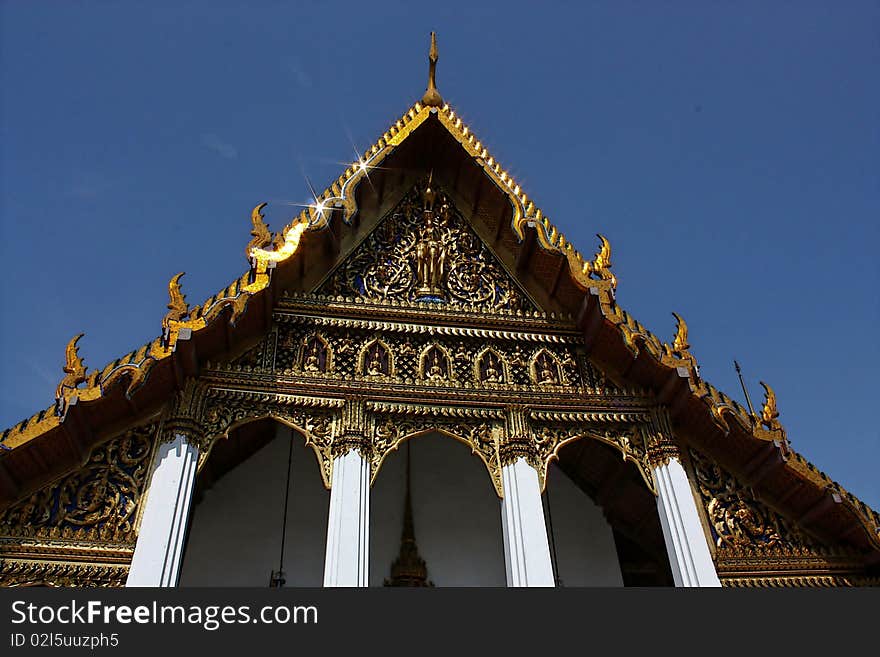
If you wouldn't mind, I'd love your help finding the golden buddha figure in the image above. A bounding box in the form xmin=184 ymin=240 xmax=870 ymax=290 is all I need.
xmin=483 ymin=354 xmax=502 ymax=383
xmin=367 ymin=347 xmax=385 ymax=376
xmin=538 ymin=355 xmax=557 ymax=384
xmin=427 ymin=351 xmax=444 ymax=379
xmin=304 ymin=343 xmax=321 ymax=372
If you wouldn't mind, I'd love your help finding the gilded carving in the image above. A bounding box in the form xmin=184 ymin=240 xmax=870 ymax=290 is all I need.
xmin=661 ymin=312 xmax=697 ymax=370
xmin=318 ymin=183 xmax=536 ymax=313
xmin=528 ymin=423 xmax=654 ymax=493
xmin=584 ymin=234 xmax=616 ymax=287
xmin=0 ymin=561 xmax=129 ymax=588
xmin=474 ymin=346 xmax=506 ymax=384
xmin=418 ymin=344 xmax=453 ymax=382
xmin=530 ymin=348 xmax=564 ymax=386
xmin=359 ymin=339 xmax=394 ymax=378
xmin=0 ymin=424 xmax=156 ymax=544
xmin=645 ymin=408 xmax=680 ymax=469
xmin=54 ymin=333 xmax=92 ymax=416
xmin=257 ymin=317 xmax=596 ymax=392
xmin=369 ymin=410 xmax=503 ymax=497
xmin=246 ymin=202 xmax=273 ymax=257
xmin=301 ymin=334 xmax=333 ymax=374
xmin=751 ymin=381 xmax=789 ymax=454
xmin=689 ymin=447 xmax=813 ymax=552
xmin=199 ymin=388 xmax=339 ymax=488
xmin=56 ymin=333 xmax=88 ymax=400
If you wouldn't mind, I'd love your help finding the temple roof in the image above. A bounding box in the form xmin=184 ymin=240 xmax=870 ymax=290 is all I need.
xmin=1 ymin=37 xmax=878 ymax=560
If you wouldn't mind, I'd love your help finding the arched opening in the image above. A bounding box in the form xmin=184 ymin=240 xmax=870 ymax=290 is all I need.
xmin=550 ymin=438 xmax=674 ymax=586
xmin=178 ymin=418 xmax=329 ymax=586
xmin=542 ymin=463 xmax=623 ymax=586
xmin=369 ymin=431 xmax=506 ymax=586
xmin=531 ymin=349 xmax=562 ymax=385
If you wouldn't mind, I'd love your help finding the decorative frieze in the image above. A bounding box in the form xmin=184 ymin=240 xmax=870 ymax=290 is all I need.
xmin=0 ymin=424 xmax=157 ymax=544
xmin=0 ymin=560 xmax=128 ymax=588
xmin=689 ymin=447 xmax=814 ymax=553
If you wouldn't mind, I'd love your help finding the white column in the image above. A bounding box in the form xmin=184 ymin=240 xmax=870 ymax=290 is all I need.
xmin=500 ymin=457 xmax=555 ymax=587
xmin=127 ymin=434 xmax=199 ymax=587
xmin=653 ymin=457 xmax=721 ymax=587
xmin=323 ymin=449 xmax=369 ymax=587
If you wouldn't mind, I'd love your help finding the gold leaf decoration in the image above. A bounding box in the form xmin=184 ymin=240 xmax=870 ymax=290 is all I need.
xmin=55 ymin=333 xmax=87 ymax=400
xmin=246 ymin=202 xmax=272 ymax=257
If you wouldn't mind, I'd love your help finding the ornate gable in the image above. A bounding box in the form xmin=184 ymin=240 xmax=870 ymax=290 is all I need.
xmin=317 ymin=181 xmax=537 ymax=314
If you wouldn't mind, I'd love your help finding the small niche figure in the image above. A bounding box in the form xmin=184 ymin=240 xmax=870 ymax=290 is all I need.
xmin=367 ymin=345 xmax=387 ymax=376
xmin=304 ymin=343 xmax=321 ymax=373
xmin=537 ymin=353 xmax=558 ymax=384
xmin=427 ymin=350 xmax=445 ymax=380
xmin=482 ymin=353 xmax=503 ymax=383
xmin=302 ymin=337 xmax=328 ymax=373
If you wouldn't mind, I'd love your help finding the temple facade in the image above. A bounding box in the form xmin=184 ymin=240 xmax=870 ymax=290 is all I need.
xmin=1 ymin=36 xmax=878 ymax=588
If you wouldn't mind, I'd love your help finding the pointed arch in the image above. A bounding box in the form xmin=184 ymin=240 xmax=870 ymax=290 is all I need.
xmin=473 ymin=345 xmax=507 ymax=384
xmin=530 ymin=348 xmax=564 ymax=386
xmin=370 ymin=423 xmax=503 ymax=498
xmin=357 ymin=338 xmax=394 ymax=377
xmin=180 ymin=419 xmax=330 ymax=587
xmin=534 ymin=425 xmax=655 ymax=495
xmin=299 ymin=333 xmax=333 ymax=374
xmin=418 ymin=343 xmax=454 ymax=382
xmin=198 ymin=414 xmax=333 ymax=490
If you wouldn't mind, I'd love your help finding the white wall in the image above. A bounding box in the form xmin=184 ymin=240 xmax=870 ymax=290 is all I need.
xmin=179 ymin=423 xmax=329 ymax=586
xmin=542 ymin=463 xmax=623 ymax=586
xmin=370 ymin=432 xmax=507 ymax=587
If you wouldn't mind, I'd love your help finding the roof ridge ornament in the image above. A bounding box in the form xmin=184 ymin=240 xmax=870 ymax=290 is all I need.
xmin=671 ymin=312 xmax=690 ymax=354
xmin=759 ymin=381 xmax=781 ymax=431
xmin=246 ymin=202 xmax=272 ymax=258
xmin=55 ymin=333 xmax=87 ymax=399
xmin=55 ymin=333 xmax=88 ymax=417
xmin=584 ymin=234 xmax=616 ymax=288
xmin=752 ymin=379 xmax=790 ymax=455
xmin=164 ymin=273 xmax=189 ymax=326
xmin=421 ymin=32 xmax=442 ymax=108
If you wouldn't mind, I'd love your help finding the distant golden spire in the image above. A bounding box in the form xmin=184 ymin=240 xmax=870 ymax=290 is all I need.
xmin=421 ymin=32 xmax=442 ymax=108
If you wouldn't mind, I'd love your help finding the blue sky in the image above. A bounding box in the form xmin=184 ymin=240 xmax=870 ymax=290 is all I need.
xmin=1 ymin=1 xmax=877 ymax=510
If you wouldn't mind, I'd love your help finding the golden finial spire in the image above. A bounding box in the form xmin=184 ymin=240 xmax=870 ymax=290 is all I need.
xmin=385 ymin=441 xmax=432 ymax=587
xmin=421 ymin=32 xmax=442 ymax=108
